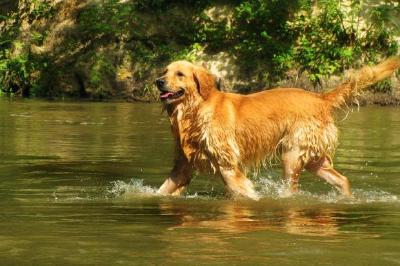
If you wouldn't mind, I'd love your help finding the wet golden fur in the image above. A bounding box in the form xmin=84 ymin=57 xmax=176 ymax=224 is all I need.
xmin=157 ymin=57 xmax=400 ymax=199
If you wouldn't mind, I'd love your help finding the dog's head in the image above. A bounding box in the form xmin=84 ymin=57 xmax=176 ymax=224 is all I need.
xmin=155 ymin=61 xmax=219 ymax=105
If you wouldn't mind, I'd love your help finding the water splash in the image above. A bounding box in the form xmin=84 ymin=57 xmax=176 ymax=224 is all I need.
xmin=254 ymin=176 xmax=399 ymax=204
xmin=256 ymin=177 xmax=292 ymax=198
xmin=347 ymin=189 xmax=399 ymax=204
xmin=107 ymin=179 xmax=158 ymax=199
xmin=106 ymin=177 xmax=399 ymax=205
xmin=106 ymin=178 xmax=221 ymax=200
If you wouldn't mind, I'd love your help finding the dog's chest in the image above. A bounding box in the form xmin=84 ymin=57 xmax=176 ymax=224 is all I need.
xmin=170 ymin=108 xmax=217 ymax=172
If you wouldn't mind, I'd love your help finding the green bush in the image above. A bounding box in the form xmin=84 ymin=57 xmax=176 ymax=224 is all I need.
xmin=200 ymin=0 xmax=398 ymax=86
xmin=0 ymin=1 xmax=54 ymax=97
xmin=284 ymin=0 xmax=398 ymax=84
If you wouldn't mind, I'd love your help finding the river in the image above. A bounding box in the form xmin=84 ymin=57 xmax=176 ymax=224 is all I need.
xmin=0 ymin=99 xmax=399 ymax=265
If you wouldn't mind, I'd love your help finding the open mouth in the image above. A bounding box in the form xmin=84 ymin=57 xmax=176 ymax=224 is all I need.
xmin=160 ymin=89 xmax=184 ymax=101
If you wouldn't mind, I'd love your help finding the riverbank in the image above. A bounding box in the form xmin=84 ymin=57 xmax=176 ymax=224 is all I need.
xmin=2 ymin=84 xmax=400 ymax=106
xmin=358 ymin=91 xmax=400 ymax=106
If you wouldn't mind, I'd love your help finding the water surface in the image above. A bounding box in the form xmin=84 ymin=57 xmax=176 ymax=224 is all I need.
xmin=0 ymin=99 xmax=399 ymax=265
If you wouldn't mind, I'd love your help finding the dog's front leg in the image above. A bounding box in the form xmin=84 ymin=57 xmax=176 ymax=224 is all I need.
xmin=158 ymin=154 xmax=193 ymax=196
xmin=219 ymin=167 xmax=260 ymax=200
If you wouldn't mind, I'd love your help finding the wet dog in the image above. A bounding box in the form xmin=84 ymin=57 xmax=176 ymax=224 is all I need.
xmin=156 ymin=57 xmax=400 ymax=200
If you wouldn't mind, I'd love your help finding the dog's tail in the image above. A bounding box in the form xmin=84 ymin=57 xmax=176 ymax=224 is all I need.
xmin=323 ymin=56 xmax=400 ymax=108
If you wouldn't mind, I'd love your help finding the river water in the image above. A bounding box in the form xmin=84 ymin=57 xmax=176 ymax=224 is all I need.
xmin=0 ymin=99 xmax=399 ymax=265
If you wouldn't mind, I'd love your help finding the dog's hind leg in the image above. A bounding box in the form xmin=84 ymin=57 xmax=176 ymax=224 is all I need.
xmin=282 ymin=149 xmax=305 ymax=194
xmin=219 ymin=167 xmax=260 ymax=200
xmin=305 ymin=157 xmax=351 ymax=196
xmin=158 ymin=154 xmax=193 ymax=196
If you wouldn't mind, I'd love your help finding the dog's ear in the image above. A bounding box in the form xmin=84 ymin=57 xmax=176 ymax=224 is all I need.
xmin=193 ymin=67 xmax=216 ymax=100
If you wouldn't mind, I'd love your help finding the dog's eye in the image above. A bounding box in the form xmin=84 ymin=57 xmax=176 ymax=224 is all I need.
xmin=176 ymin=71 xmax=185 ymax=77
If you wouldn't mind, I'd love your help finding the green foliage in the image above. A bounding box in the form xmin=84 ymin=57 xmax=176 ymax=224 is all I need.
xmin=75 ymin=0 xmax=208 ymax=98
xmin=371 ymin=79 xmax=393 ymax=93
xmin=78 ymin=0 xmax=133 ymax=37
xmin=199 ymin=0 xmax=398 ymax=86
xmin=0 ymin=0 xmax=54 ymax=96
xmin=0 ymin=0 xmax=398 ymax=99
xmin=280 ymin=0 xmax=399 ymax=84
xmin=30 ymin=0 xmax=54 ymax=20
xmin=229 ymin=0 xmax=299 ymax=77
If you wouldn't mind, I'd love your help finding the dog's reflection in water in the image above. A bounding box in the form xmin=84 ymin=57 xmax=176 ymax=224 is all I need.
xmin=159 ymin=200 xmax=339 ymax=236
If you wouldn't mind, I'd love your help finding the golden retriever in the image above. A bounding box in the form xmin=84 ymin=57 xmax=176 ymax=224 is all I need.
xmin=155 ymin=57 xmax=400 ymax=200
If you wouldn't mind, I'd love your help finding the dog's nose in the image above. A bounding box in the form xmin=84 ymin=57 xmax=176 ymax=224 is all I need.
xmin=155 ymin=78 xmax=165 ymax=89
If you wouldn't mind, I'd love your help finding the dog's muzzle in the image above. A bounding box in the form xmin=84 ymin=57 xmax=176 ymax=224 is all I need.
xmin=155 ymin=78 xmax=184 ymax=101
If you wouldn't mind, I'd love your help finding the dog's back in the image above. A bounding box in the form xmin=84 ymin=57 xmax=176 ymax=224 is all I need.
xmin=209 ymin=57 xmax=400 ymax=169
xmin=204 ymin=88 xmax=336 ymax=169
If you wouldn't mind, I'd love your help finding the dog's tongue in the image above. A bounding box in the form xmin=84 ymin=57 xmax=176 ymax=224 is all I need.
xmin=160 ymin=92 xmax=174 ymax=99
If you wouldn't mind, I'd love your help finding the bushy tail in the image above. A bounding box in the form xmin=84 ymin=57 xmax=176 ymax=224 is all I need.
xmin=323 ymin=56 xmax=400 ymax=108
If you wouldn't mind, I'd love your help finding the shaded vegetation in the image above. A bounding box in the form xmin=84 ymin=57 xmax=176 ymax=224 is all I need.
xmin=0 ymin=0 xmax=399 ymax=100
